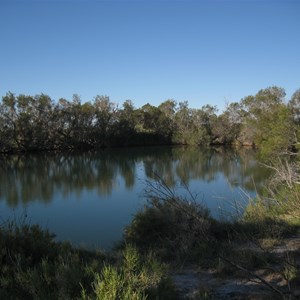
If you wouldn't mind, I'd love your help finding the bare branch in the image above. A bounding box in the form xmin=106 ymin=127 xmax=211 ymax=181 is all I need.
xmin=219 ymin=255 xmax=286 ymax=298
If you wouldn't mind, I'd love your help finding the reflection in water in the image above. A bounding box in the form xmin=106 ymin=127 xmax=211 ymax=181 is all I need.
xmin=0 ymin=146 xmax=269 ymax=208
xmin=0 ymin=146 xmax=270 ymax=249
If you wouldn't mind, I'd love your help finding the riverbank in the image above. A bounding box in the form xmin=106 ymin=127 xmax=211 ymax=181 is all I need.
xmin=171 ymin=236 xmax=300 ymax=299
xmin=1 ymin=153 xmax=299 ymax=299
xmin=123 ymin=182 xmax=300 ymax=299
xmin=1 ymin=186 xmax=299 ymax=299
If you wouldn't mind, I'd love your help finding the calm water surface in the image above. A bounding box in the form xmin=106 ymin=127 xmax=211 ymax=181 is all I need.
xmin=0 ymin=146 xmax=270 ymax=249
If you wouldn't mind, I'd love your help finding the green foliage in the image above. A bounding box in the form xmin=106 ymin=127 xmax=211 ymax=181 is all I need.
xmin=211 ymin=102 xmax=246 ymax=145
xmin=239 ymin=86 xmax=297 ymax=159
xmin=86 ymin=245 xmax=172 ymax=300
xmin=172 ymin=102 xmax=216 ymax=145
xmin=125 ymin=194 xmax=212 ymax=261
xmin=254 ymin=105 xmax=293 ymax=160
xmin=289 ymin=88 xmax=300 ymax=124
xmin=0 ymin=221 xmax=176 ymax=300
xmin=242 ymin=158 xmax=300 ymax=233
xmin=1 ymin=86 xmax=299 ymax=155
xmin=0 ymin=221 xmax=105 ymax=299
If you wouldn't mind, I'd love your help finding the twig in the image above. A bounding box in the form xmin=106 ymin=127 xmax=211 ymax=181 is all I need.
xmin=219 ymin=255 xmax=286 ymax=298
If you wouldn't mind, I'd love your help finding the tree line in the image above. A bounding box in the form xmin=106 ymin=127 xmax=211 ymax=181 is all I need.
xmin=0 ymin=86 xmax=299 ymax=158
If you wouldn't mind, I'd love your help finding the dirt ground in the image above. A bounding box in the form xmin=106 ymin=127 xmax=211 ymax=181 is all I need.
xmin=171 ymin=236 xmax=300 ymax=299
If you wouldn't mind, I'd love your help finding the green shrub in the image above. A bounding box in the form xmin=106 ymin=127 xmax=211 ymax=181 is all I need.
xmin=0 ymin=220 xmax=176 ymax=299
xmin=82 ymin=244 xmax=177 ymax=300
xmin=0 ymin=221 xmax=105 ymax=299
xmin=125 ymin=197 xmax=212 ymax=261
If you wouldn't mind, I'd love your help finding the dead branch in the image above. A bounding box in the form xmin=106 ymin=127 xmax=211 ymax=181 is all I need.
xmin=219 ymin=255 xmax=286 ymax=298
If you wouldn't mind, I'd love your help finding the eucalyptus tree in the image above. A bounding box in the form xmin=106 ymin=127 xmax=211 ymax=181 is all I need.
xmin=212 ymin=102 xmax=245 ymax=145
xmin=0 ymin=93 xmax=36 ymax=150
xmin=0 ymin=93 xmax=56 ymax=151
xmin=173 ymin=102 xmax=217 ymax=145
xmin=158 ymin=99 xmax=177 ymax=139
xmin=189 ymin=108 xmax=211 ymax=145
xmin=93 ymin=95 xmax=118 ymax=145
xmin=140 ymin=103 xmax=160 ymax=132
xmin=173 ymin=101 xmax=191 ymax=144
xmin=113 ymin=100 xmax=138 ymax=145
xmin=30 ymin=94 xmax=54 ymax=149
xmin=118 ymin=100 xmax=136 ymax=130
xmin=0 ymin=92 xmax=18 ymax=151
xmin=158 ymin=99 xmax=177 ymax=120
xmin=289 ymin=89 xmax=300 ymax=124
xmin=241 ymin=87 xmax=293 ymax=159
xmin=53 ymin=97 xmax=76 ymax=149
xmin=287 ymin=89 xmax=300 ymax=151
xmin=197 ymin=104 xmax=218 ymax=135
xmin=242 ymin=86 xmax=286 ymax=117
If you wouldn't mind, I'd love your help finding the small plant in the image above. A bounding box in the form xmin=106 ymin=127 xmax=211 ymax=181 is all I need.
xmin=83 ymin=244 xmax=176 ymax=300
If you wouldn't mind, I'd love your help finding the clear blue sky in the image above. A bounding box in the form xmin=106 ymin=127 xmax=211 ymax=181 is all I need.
xmin=1 ymin=0 xmax=299 ymax=112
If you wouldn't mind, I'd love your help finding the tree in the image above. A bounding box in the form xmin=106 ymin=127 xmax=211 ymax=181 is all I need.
xmin=241 ymin=87 xmax=293 ymax=159
xmin=242 ymin=86 xmax=286 ymax=118
xmin=12 ymin=94 xmax=35 ymax=150
xmin=212 ymin=102 xmax=245 ymax=145
xmin=256 ymin=104 xmax=293 ymax=159
xmin=93 ymin=95 xmax=118 ymax=146
xmin=158 ymin=99 xmax=177 ymax=120
xmin=113 ymin=100 xmax=138 ymax=145
xmin=173 ymin=101 xmax=191 ymax=144
xmin=119 ymin=100 xmax=136 ymax=130
xmin=31 ymin=94 xmax=54 ymax=149
xmin=0 ymin=92 xmax=18 ymax=151
xmin=288 ymin=89 xmax=300 ymax=125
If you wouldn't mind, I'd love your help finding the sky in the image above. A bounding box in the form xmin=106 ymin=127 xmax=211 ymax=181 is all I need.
xmin=1 ymin=0 xmax=300 ymax=112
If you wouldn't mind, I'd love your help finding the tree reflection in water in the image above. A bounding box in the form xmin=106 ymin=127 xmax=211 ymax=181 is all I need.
xmin=0 ymin=146 xmax=270 ymax=208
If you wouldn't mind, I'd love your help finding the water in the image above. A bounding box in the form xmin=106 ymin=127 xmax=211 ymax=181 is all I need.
xmin=0 ymin=146 xmax=270 ymax=249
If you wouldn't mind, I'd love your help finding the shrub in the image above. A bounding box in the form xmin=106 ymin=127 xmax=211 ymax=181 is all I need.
xmin=125 ymin=194 xmax=212 ymax=261
xmin=82 ymin=244 xmax=177 ymax=300
xmin=0 ymin=221 xmax=105 ymax=299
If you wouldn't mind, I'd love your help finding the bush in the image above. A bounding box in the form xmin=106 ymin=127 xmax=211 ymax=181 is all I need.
xmin=0 ymin=220 xmax=177 ymax=299
xmin=0 ymin=221 xmax=105 ymax=299
xmin=81 ymin=244 xmax=177 ymax=300
xmin=125 ymin=195 xmax=212 ymax=261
